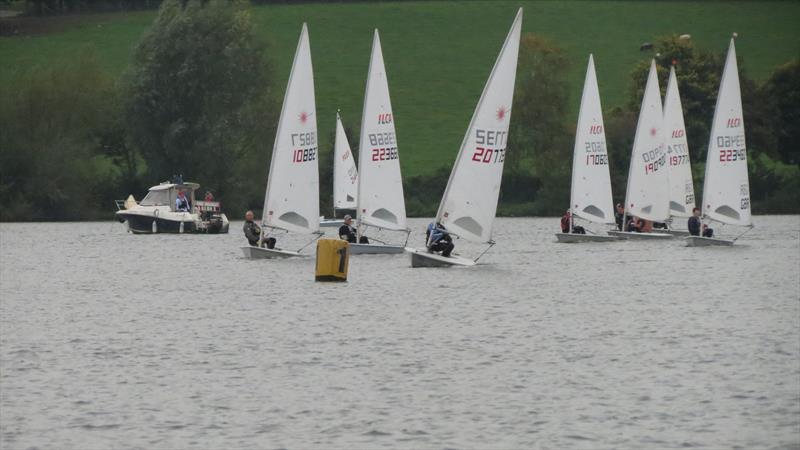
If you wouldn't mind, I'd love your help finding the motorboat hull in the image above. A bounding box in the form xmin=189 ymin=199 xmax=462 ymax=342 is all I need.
xmin=555 ymin=233 xmax=621 ymax=243
xmin=117 ymin=211 xmax=229 ymax=234
xmin=406 ymin=247 xmax=476 ymax=268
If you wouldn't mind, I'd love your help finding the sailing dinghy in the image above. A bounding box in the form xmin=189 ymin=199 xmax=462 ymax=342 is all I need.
xmin=407 ymin=8 xmax=523 ymax=267
xmin=351 ymin=29 xmax=409 ymax=255
xmin=320 ymin=112 xmax=359 ymax=228
xmin=607 ymin=60 xmax=673 ymax=240
xmin=556 ymin=55 xmax=620 ymax=243
xmin=241 ymin=23 xmax=321 ymax=259
xmin=662 ymin=65 xmax=695 ymax=236
xmin=687 ymin=38 xmax=753 ymax=247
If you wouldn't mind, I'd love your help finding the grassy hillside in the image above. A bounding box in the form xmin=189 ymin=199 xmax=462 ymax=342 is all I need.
xmin=2 ymin=1 xmax=798 ymax=176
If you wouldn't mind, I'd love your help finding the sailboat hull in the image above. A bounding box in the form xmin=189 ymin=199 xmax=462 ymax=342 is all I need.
xmin=685 ymin=236 xmax=735 ymax=247
xmin=349 ymin=243 xmax=405 ymax=255
xmin=319 ymin=218 xmax=344 ymax=228
xmin=607 ymin=231 xmax=674 ymax=240
xmin=241 ymin=246 xmax=304 ymax=259
xmin=406 ymin=247 xmax=476 ymax=268
xmin=661 ymin=229 xmax=691 ymax=237
xmin=555 ymin=233 xmax=620 ymax=243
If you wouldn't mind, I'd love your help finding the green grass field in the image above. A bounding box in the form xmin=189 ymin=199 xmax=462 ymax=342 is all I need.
xmin=2 ymin=1 xmax=798 ymax=175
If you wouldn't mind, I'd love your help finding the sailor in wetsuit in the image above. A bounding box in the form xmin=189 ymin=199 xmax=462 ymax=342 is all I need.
xmin=243 ymin=210 xmax=276 ymax=249
xmin=338 ymin=215 xmax=368 ymax=244
xmin=688 ymin=207 xmax=713 ymax=237
xmin=426 ymin=221 xmax=454 ymax=257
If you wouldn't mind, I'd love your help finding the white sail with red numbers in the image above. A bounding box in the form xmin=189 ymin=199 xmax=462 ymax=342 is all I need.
xmin=434 ymin=8 xmax=523 ymax=243
xmin=702 ymin=38 xmax=751 ymax=226
xmin=624 ymin=59 xmax=670 ymax=222
xmin=261 ymin=23 xmax=319 ymax=234
xmin=664 ymin=65 xmax=696 ymax=218
xmin=570 ymin=54 xmax=614 ymax=224
xmin=356 ymin=29 xmax=407 ymax=231
xmin=333 ymin=112 xmax=358 ymax=211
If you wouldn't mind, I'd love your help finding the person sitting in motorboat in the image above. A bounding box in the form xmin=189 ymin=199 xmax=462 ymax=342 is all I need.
xmin=614 ymin=203 xmax=625 ymax=230
xmin=426 ymin=221 xmax=454 ymax=257
xmin=175 ymin=190 xmax=191 ymax=212
xmin=204 ymin=191 xmax=214 ymax=202
xmin=243 ymin=210 xmax=276 ymax=249
xmin=560 ymin=210 xmax=586 ymax=234
xmin=338 ymin=215 xmax=369 ymax=244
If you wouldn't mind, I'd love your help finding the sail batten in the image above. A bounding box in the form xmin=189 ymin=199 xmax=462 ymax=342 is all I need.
xmin=435 ymin=8 xmax=523 ymax=243
xmin=624 ymin=60 xmax=670 ymax=223
xmin=261 ymin=23 xmax=319 ymax=234
xmin=356 ymin=29 xmax=407 ymax=232
xmin=701 ymin=39 xmax=751 ymax=227
xmin=570 ymin=54 xmax=614 ymax=225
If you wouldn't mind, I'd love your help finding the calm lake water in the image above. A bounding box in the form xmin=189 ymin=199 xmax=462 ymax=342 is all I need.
xmin=1 ymin=216 xmax=799 ymax=449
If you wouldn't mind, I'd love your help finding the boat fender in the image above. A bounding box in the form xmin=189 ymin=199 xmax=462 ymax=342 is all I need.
xmin=179 ymin=221 xmax=184 ymax=234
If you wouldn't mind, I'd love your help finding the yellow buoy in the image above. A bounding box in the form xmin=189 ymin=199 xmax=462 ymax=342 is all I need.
xmin=315 ymin=239 xmax=349 ymax=282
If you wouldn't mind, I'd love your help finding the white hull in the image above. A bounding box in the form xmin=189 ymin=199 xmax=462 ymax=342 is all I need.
xmin=607 ymin=230 xmax=674 ymax=240
xmin=406 ymin=247 xmax=476 ymax=268
xmin=685 ymin=236 xmax=734 ymax=247
xmin=555 ymin=233 xmax=620 ymax=243
xmin=240 ymin=246 xmax=303 ymax=259
xmin=662 ymin=229 xmax=691 ymax=237
xmin=319 ymin=218 xmax=344 ymax=228
xmin=349 ymin=243 xmax=405 ymax=255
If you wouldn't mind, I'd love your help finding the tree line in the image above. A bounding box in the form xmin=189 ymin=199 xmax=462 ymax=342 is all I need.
xmin=0 ymin=0 xmax=797 ymax=221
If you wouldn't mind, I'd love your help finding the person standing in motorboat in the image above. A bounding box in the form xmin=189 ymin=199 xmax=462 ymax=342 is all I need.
xmin=426 ymin=222 xmax=454 ymax=257
xmin=175 ymin=190 xmax=191 ymax=212
xmin=614 ymin=203 xmax=625 ymax=230
xmin=560 ymin=210 xmax=586 ymax=234
xmin=243 ymin=210 xmax=276 ymax=249
xmin=338 ymin=215 xmax=369 ymax=244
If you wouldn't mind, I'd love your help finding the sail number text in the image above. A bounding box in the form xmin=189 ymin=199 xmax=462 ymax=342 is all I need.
xmin=471 ymin=129 xmax=508 ymax=164
xmin=642 ymin=147 xmax=666 ymax=174
xmin=716 ymin=134 xmax=746 ymax=162
xmin=668 ymin=143 xmax=689 ymax=166
xmin=369 ymin=132 xmax=398 ymax=161
xmin=584 ymin=140 xmax=607 ymax=165
xmin=291 ymin=132 xmax=317 ymax=163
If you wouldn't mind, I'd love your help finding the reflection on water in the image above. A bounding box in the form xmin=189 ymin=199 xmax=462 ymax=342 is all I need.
xmin=1 ymin=217 xmax=799 ymax=449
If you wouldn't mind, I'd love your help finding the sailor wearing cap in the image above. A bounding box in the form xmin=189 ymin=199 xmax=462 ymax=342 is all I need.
xmin=338 ymin=215 xmax=369 ymax=244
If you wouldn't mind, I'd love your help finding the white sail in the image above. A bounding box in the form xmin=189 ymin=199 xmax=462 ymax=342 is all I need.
xmin=702 ymin=38 xmax=751 ymax=226
xmin=261 ymin=23 xmax=319 ymax=234
xmin=333 ymin=112 xmax=358 ymax=211
xmin=570 ymin=54 xmax=614 ymax=224
xmin=663 ymin=66 xmax=695 ymax=218
xmin=356 ymin=29 xmax=407 ymax=231
xmin=624 ymin=60 xmax=669 ymax=222
xmin=435 ymin=8 xmax=523 ymax=243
